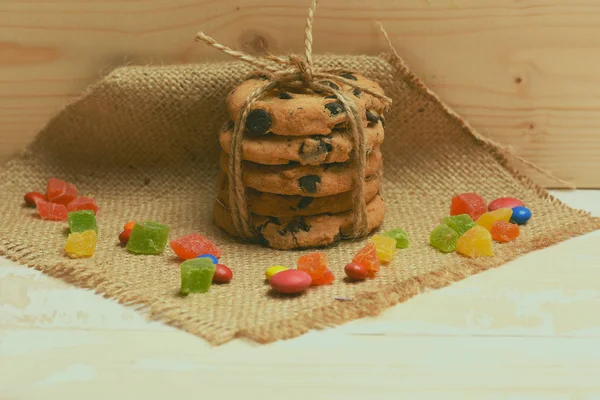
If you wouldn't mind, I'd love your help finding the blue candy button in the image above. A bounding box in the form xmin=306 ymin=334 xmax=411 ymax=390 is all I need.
xmin=197 ymin=253 xmax=218 ymax=264
xmin=510 ymin=206 xmax=531 ymax=225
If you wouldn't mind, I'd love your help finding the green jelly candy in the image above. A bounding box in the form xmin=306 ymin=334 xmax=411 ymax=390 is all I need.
xmin=126 ymin=221 xmax=170 ymax=255
xmin=430 ymin=223 xmax=459 ymax=253
xmin=443 ymin=214 xmax=476 ymax=237
xmin=180 ymin=258 xmax=216 ymax=295
xmin=381 ymin=228 xmax=410 ymax=249
xmin=68 ymin=210 xmax=97 ymax=233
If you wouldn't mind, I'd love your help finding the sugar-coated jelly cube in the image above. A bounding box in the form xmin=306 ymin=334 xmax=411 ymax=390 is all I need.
xmin=450 ymin=193 xmax=487 ymax=221
xmin=170 ymin=233 xmax=221 ymax=260
xmin=297 ymin=252 xmax=327 ymax=280
xmin=381 ymin=228 xmax=410 ymax=249
xmin=370 ymin=234 xmax=397 ymax=263
xmin=180 ymin=258 xmax=216 ymax=295
xmin=68 ymin=210 xmax=97 ymax=233
xmin=491 ymin=221 xmax=520 ymax=243
xmin=443 ymin=214 xmax=476 ymax=237
xmin=67 ymin=196 xmax=99 ymax=215
xmin=430 ymin=224 xmax=459 ymax=253
xmin=352 ymin=243 xmax=380 ymax=277
xmin=65 ymin=230 xmax=97 ymax=258
xmin=46 ymin=178 xmax=78 ymax=206
xmin=126 ymin=221 xmax=170 ymax=255
xmin=457 ymin=226 xmax=493 ymax=258
xmin=310 ymin=269 xmax=335 ymax=285
xmin=36 ymin=199 xmax=68 ymax=221
xmin=476 ymin=208 xmax=512 ymax=231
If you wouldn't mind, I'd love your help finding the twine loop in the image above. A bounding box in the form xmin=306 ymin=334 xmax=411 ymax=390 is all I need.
xmin=196 ymin=0 xmax=393 ymax=240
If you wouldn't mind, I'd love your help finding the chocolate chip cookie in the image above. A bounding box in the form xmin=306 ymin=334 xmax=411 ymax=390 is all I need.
xmin=219 ymin=118 xmax=384 ymax=165
xmin=216 ymin=172 xmax=381 ymax=217
xmin=219 ymin=149 xmax=382 ymax=197
xmin=226 ymin=72 xmax=387 ymax=137
xmin=213 ymin=194 xmax=386 ymax=249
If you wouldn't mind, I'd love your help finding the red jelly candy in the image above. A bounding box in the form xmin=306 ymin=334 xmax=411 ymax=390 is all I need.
xmin=297 ymin=252 xmax=327 ymax=280
xmin=488 ymin=197 xmax=524 ymax=212
xmin=67 ymin=196 xmax=99 ymax=214
xmin=213 ymin=264 xmax=233 ymax=283
xmin=450 ymin=193 xmax=487 ymax=221
xmin=344 ymin=262 xmax=369 ymax=280
xmin=311 ymin=269 xmax=335 ymax=285
xmin=46 ymin=178 xmax=78 ymax=206
xmin=24 ymin=192 xmax=45 ymax=207
xmin=491 ymin=221 xmax=520 ymax=243
xmin=36 ymin=199 xmax=68 ymax=221
xmin=170 ymin=233 xmax=222 ymax=260
xmin=269 ymin=269 xmax=312 ymax=294
xmin=352 ymin=243 xmax=380 ymax=277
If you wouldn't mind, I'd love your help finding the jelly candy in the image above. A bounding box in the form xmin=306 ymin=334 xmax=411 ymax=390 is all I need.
xmin=370 ymin=234 xmax=396 ymax=263
xmin=46 ymin=178 xmax=77 ymax=206
xmin=450 ymin=193 xmax=487 ymax=221
xmin=429 ymin=224 xmax=459 ymax=253
xmin=124 ymin=221 xmax=136 ymax=230
xmin=65 ymin=230 xmax=97 ymax=258
xmin=491 ymin=221 xmax=520 ymax=243
xmin=119 ymin=229 xmax=131 ymax=245
xmin=24 ymin=192 xmax=45 ymax=207
xmin=381 ymin=228 xmax=409 ymax=249
xmin=68 ymin=210 xmax=97 ymax=233
xmin=443 ymin=214 xmax=476 ymax=237
xmin=170 ymin=233 xmax=221 ymax=260
xmin=476 ymin=208 xmax=512 ymax=231
xmin=488 ymin=197 xmax=524 ymax=211
xmin=311 ymin=269 xmax=335 ymax=285
xmin=265 ymin=265 xmax=289 ymax=280
xmin=297 ymin=252 xmax=327 ymax=280
xmin=180 ymin=258 xmax=216 ymax=295
xmin=213 ymin=264 xmax=233 ymax=283
xmin=269 ymin=269 xmax=312 ymax=294
xmin=510 ymin=206 xmax=531 ymax=225
xmin=352 ymin=243 xmax=380 ymax=277
xmin=197 ymin=254 xmax=218 ymax=264
xmin=67 ymin=196 xmax=99 ymax=215
xmin=36 ymin=199 xmax=68 ymax=221
xmin=126 ymin=221 xmax=170 ymax=255
xmin=344 ymin=262 xmax=368 ymax=280
xmin=457 ymin=226 xmax=493 ymax=258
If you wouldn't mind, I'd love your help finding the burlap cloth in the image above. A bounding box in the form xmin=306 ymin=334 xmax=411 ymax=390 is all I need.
xmin=1 ymin=53 xmax=598 ymax=345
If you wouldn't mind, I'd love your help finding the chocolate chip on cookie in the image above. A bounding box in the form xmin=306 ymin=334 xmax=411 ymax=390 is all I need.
xmin=245 ymin=109 xmax=272 ymax=136
xmin=379 ymin=115 xmax=385 ymax=127
xmin=298 ymin=175 xmax=321 ymax=194
xmin=366 ymin=110 xmax=380 ymax=125
xmin=325 ymin=102 xmax=345 ymax=116
xmin=340 ymin=73 xmax=358 ymax=81
xmin=297 ymin=197 xmax=314 ymax=209
xmin=319 ymin=80 xmax=340 ymax=90
xmin=353 ymin=88 xmax=361 ymax=97
xmin=278 ymin=92 xmax=293 ymax=100
xmin=299 ymin=136 xmax=333 ymax=161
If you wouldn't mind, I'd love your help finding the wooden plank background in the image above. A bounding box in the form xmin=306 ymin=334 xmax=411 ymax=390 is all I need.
xmin=0 ymin=0 xmax=599 ymax=188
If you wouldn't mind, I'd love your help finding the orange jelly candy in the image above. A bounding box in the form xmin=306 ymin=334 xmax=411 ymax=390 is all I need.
xmin=36 ymin=199 xmax=68 ymax=221
xmin=352 ymin=243 xmax=380 ymax=277
xmin=170 ymin=233 xmax=222 ymax=260
xmin=311 ymin=269 xmax=335 ymax=285
xmin=297 ymin=252 xmax=327 ymax=280
xmin=46 ymin=178 xmax=78 ymax=206
xmin=67 ymin=196 xmax=99 ymax=214
xmin=450 ymin=193 xmax=487 ymax=221
xmin=491 ymin=221 xmax=520 ymax=243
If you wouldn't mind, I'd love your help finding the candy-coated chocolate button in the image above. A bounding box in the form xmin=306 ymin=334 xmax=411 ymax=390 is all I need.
xmin=269 ymin=269 xmax=312 ymax=294
xmin=488 ymin=197 xmax=524 ymax=211
xmin=344 ymin=262 xmax=368 ymax=280
xmin=510 ymin=206 xmax=531 ymax=225
xmin=213 ymin=264 xmax=233 ymax=283
xmin=265 ymin=265 xmax=289 ymax=280
xmin=197 ymin=253 xmax=218 ymax=264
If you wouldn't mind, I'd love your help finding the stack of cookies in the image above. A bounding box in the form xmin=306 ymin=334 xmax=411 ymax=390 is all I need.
xmin=213 ymin=72 xmax=388 ymax=250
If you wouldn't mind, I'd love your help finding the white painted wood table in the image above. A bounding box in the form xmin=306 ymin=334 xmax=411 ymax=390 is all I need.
xmin=1 ymin=190 xmax=599 ymax=399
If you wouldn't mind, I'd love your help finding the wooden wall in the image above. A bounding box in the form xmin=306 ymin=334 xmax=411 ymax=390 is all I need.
xmin=1 ymin=0 xmax=599 ymax=187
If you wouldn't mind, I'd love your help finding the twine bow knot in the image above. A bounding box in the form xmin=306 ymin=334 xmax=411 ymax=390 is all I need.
xmin=195 ymin=0 xmax=393 ymax=240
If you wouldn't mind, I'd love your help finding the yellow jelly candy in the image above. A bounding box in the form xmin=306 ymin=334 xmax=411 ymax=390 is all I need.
xmin=265 ymin=265 xmax=289 ymax=280
xmin=456 ymin=226 xmax=493 ymax=258
xmin=370 ymin=234 xmax=397 ymax=263
xmin=65 ymin=230 xmax=97 ymax=258
xmin=476 ymin=208 xmax=512 ymax=231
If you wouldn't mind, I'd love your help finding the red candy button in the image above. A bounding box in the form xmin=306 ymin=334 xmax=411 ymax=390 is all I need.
xmin=269 ymin=269 xmax=312 ymax=294
xmin=213 ymin=264 xmax=233 ymax=283
xmin=488 ymin=197 xmax=524 ymax=212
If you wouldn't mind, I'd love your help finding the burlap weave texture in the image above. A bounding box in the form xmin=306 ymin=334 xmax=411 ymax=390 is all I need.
xmin=0 ymin=53 xmax=598 ymax=345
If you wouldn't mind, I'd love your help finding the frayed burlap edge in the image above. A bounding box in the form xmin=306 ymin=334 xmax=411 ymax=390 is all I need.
xmin=1 ymin=51 xmax=599 ymax=345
